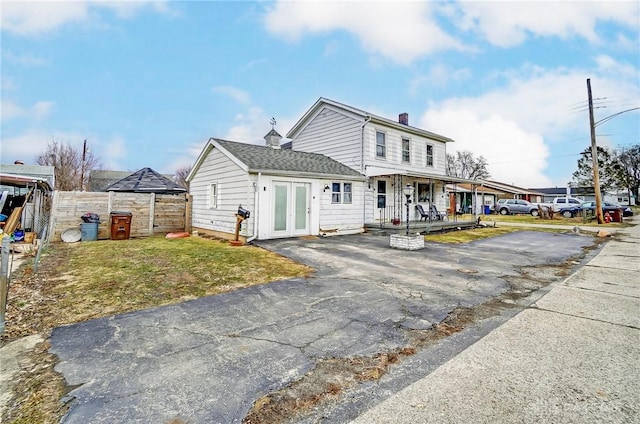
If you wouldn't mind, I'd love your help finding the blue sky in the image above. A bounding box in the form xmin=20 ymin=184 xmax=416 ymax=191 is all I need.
xmin=1 ymin=0 xmax=639 ymax=188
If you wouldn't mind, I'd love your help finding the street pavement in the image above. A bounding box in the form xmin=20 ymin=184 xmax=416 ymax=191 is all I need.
xmin=349 ymin=216 xmax=640 ymax=424
xmin=46 ymin=229 xmax=598 ymax=423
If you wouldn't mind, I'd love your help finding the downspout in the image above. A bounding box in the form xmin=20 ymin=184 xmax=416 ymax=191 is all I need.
xmin=247 ymin=172 xmax=261 ymax=243
xmin=361 ymin=116 xmax=371 ymax=225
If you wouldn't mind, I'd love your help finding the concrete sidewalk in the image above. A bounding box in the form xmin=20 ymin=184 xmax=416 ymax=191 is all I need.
xmin=351 ymin=217 xmax=640 ymax=424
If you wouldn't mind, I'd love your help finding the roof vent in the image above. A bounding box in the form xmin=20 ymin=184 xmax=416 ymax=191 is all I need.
xmin=399 ymin=113 xmax=408 ymax=125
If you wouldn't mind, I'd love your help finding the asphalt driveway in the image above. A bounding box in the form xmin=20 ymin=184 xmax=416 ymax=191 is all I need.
xmin=50 ymin=231 xmax=597 ymax=423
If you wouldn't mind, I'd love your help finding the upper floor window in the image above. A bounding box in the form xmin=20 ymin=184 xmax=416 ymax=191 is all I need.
xmin=331 ymin=182 xmax=352 ymax=204
xmin=402 ymin=138 xmax=410 ymax=163
xmin=426 ymin=144 xmax=434 ymax=167
xmin=376 ymin=131 xmax=386 ymax=158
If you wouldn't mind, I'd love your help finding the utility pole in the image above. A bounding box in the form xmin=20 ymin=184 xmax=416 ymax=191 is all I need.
xmin=80 ymin=139 xmax=87 ymax=191
xmin=587 ymin=79 xmax=604 ymax=224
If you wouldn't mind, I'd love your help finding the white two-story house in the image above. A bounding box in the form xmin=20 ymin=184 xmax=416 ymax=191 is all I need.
xmin=188 ymin=98 xmax=479 ymax=241
xmin=287 ymin=98 xmax=474 ymax=224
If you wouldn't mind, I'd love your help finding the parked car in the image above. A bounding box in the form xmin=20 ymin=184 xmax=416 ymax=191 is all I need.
xmin=557 ymin=206 xmax=582 ymax=218
xmin=492 ymin=199 xmax=539 ymax=216
xmin=581 ymin=201 xmax=633 ymax=217
xmin=538 ymin=197 xmax=584 ymax=212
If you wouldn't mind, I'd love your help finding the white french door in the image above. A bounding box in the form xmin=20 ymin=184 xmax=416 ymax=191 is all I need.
xmin=272 ymin=181 xmax=310 ymax=237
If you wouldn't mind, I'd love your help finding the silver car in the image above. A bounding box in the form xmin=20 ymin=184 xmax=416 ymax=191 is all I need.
xmin=493 ymin=199 xmax=539 ymax=216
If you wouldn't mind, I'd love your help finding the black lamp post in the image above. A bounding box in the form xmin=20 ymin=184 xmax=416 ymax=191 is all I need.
xmin=402 ymin=184 xmax=414 ymax=236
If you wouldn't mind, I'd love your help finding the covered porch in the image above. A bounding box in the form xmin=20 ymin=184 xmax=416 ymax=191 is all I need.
xmin=364 ymin=169 xmax=485 ymax=227
xmin=365 ymin=214 xmax=478 ymax=235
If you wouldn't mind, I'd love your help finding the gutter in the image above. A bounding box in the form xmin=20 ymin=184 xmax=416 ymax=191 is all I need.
xmin=361 ymin=116 xmax=371 ymax=225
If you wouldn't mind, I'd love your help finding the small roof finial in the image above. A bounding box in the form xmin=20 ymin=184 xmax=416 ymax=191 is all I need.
xmin=270 ymin=117 xmax=277 ymax=129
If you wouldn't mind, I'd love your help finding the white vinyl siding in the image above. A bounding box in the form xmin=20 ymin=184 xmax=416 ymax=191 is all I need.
xmin=319 ymin=180 xmax=365 ymax=234
xmin=290 ymin=107 xmax=363 ymax=172
xmin=362 ymin=126 xmax=447 ymax=177
xmin=190 ymin=146 xmax=254 ymax=236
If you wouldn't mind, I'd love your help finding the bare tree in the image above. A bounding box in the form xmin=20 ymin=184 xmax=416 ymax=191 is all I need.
xmin=446 ymin=150 xmax=491 ymax=180
xmin=35 ymin=139 xmax=101 ymax=191
xmin=174 ymin=165 xmax=192 ymax=190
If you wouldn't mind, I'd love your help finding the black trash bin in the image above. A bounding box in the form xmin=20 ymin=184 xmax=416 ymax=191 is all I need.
xmin=110 ymin=211 xmax=132 ymax=240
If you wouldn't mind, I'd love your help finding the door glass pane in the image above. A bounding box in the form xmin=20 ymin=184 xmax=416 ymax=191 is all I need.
xmin=274 ymin=185 xmax=287 ymax=231
xmin=295 ymin=186 xmax=307 ymax=230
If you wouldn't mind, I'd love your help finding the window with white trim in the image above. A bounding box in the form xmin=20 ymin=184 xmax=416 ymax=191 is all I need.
xmin=402 ymin=138 xmax=410 ymax=163
xmin=426 ymin=144 xmax=434 ymax=167
xmin=331 ymin=182 xmax=352 ymax=204
xmin=208 ymin=183 xmax=218 ymax=208
xmin=376 ymin=131 xmax=386 ymax=158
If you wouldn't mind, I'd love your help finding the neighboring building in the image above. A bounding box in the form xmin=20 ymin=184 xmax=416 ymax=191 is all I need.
xmin=104 ymin=167 xmax=187 ymax=194
xmin=480 ymin=180 xmax=546 ymax=204
xmin=88 ymin=170 xmax=133 ymax=192
xmin=286 ymin=98 xmax=477 ymax=224
xmin=0 ymin=162 xmax=55 ymax=189
xmin=188 ymin=132 xmax=367 ymax=240
xmin=0 ymin=162 xmax=54 ymax=236
xmin=446 ymin=183 xmax=503 ymax=214
xmin=530 ymin=186 xmax=592 ymax=203
xmin=605 ymin=191 xmax=635 ymax=205
xmin=89 ymin=169 xmax=179 ymax=192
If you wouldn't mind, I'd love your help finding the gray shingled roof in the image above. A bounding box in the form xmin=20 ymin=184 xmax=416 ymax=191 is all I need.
xmin=215 ymin=139 xmax=365 ymax=179
xmin=105 ymin=167 xmax=187 ymax=193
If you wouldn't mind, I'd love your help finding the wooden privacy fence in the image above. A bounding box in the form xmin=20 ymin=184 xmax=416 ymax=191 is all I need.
xmin=49 ymin=191 xmax=191 ymax=241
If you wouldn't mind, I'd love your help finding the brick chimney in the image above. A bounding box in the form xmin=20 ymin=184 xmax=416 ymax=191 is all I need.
xmin=399 ymin=113 xmax=409 ymax=125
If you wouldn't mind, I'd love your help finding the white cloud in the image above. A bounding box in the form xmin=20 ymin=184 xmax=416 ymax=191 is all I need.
xmin=419 ymin=60 xmax=639 ymax=187
xmin=409 ymin=64 xmax=472 ymax=95
xmin=424 ymin=109 xmax=552 ymax=187
xmin=1 ymin=100 xmax=54 ymax=122
xmin=0 ymin=0 xmax=170 ymax=36
xmin=455 ymin=1 xmax=639 ymax=47
xmin=212 ymin=86 xmax=252 ymax=105
xmin=164 ymin=142 xmax=203 ymax=174
xmin=225 ymin=106 xmax=272 ymax=144
xmin=264 ymin=1 xmax=463 ymax=64
xmin=0 ymin=129 xmax=83 ymax=163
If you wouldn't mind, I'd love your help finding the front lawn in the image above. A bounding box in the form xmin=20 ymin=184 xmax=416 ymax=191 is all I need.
xmin=2 ymin=235 xmax=312 ymax=342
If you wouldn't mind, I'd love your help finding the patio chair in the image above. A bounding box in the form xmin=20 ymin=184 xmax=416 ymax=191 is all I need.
xmin=429 ymin=203 xmax=448 ymax=221
xmin=416 ymin=204 xmax=447 ymax=221
xmin=416 ymin=204 xmax=429 ymax=221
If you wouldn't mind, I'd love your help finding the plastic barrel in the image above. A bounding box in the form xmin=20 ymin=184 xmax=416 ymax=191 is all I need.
xmin=80 ymin=222 xmax=99 ymax=241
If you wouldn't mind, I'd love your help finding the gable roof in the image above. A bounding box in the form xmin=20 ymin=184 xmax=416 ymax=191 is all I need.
xmin=105 ymin=167 xmax=187 ymax=193
xmin=189 ymin=138 xmax=366 ymax=181
xmin=480 ymin=180 xmax=545 ymax=196
xmin=286 ymin=97 xmax=454 ymax=143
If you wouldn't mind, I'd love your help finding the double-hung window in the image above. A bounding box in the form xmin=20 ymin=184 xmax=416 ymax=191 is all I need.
xmin=376 ymin=131 xmax=386 ymax=158
xmin=426 ymin=144 xmax=434 ymax=167
xmin=208 ymin=183 xmax=218 ymax=208
xmin=331 ymin=182 xmax=352 ymax=204
xmin=402 ymin=138 xmax=410 ymax=163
